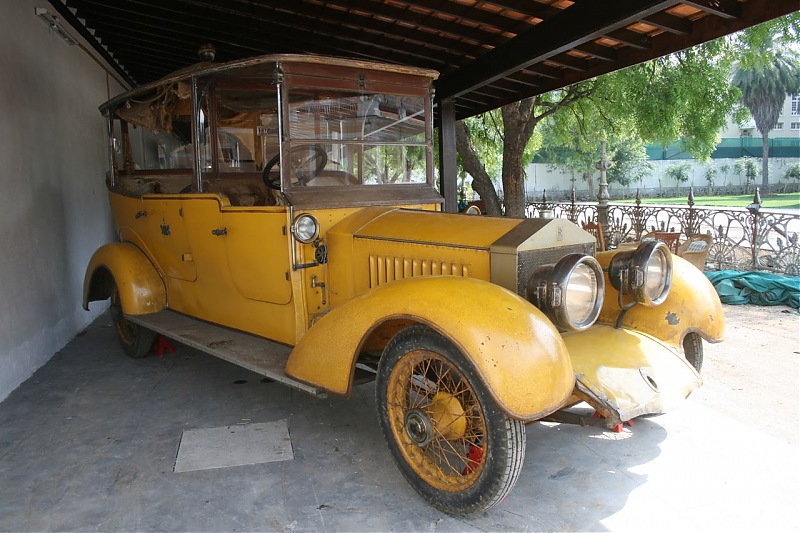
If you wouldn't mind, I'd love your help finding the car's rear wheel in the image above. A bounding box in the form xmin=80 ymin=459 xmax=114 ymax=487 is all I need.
xmin=110 ymin=287 xmax=156 ymax=359
xmin=375 ymin=325 xmax=525 ymax=516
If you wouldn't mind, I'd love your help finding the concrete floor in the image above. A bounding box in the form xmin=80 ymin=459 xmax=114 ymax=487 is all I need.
xmin=0 ymin=310 xmax=797 ymax=531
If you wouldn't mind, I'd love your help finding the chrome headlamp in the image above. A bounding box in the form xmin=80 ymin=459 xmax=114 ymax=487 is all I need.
xmin=526 ymin=254 xmax=605 ymax=331
xmin=292 ymin=213 xmax=319 ymax=243
xmin=608 ymin=240 xmax=673 ymax=307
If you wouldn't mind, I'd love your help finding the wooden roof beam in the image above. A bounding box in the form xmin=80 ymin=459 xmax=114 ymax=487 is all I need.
xmin=436 ymin=0 xmax=680 ymax=100
xmin=458 ymin=0 xmax=797 ymax=119
xmin=681 ymin=0 xmax=743 ymax=20
xmin=642 ymin=12 xmax=694 ymax=35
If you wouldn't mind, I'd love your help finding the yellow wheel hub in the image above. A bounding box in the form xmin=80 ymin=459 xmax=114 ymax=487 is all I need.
xmin=428 ymin=392 xmax=467 ymax=440
xmin=386 ymin=349 xmax=487 ymax=492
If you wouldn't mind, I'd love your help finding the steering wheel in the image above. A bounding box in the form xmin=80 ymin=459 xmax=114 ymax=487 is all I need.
xmin=262 ymin=144 xmax=328 ymax=190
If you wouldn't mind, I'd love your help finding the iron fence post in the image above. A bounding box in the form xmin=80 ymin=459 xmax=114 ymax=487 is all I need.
xmin=685 ymin=187 xmax=696 ymax=238
xmin=595 ymin=141 xmax=612 ymax=246
xmin=747 ymin=188 xmax=762 ymax=270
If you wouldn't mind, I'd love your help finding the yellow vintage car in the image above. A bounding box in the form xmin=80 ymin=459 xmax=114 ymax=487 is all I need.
xmin=83 ymin=54 xmax=724 ymax=515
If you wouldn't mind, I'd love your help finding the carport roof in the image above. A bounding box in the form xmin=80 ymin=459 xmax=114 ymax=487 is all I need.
xmin=50 ymin=0 xmax=797 ymax=120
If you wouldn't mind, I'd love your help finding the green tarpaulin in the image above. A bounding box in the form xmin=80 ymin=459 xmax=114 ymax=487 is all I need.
xmin=704 ymin=270 xmax=800 ymax=309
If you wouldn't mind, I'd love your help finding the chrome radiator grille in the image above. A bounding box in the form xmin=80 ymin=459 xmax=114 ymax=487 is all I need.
xmin=368 ymin=255 xmax=470 ymax=288
xmin=515 ymin=243 xmax=595 ymax=296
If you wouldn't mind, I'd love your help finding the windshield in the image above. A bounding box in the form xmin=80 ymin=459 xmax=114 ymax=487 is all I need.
xmin=283 ymin=90 xmax=430 ymax=187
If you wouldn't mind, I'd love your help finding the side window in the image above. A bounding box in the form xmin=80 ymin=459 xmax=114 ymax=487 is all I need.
xmin=124 ymin=120 xmax=193 ymax=171
xmin=213 ymin=85 xmax=280 ymax=175
xmin=111 ymin=83 xmax=194 ymax=194
xmin=115 ymin=84 xmax=194 ymax=172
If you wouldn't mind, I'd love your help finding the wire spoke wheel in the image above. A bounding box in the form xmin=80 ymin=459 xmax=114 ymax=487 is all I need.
xmin=386 ymin=350 xmax=486 ymax=491
xmin=376 ymin=325 xmax=525 ymax=515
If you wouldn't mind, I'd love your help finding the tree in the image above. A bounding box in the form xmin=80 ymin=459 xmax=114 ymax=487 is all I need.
xmin=664 ymin=162 xmax=693 ymax=194
xmin=719 ymin=163 xmax=731 ymax=187
xmin=458 ymin=40 xmax=738 ymax=216
xmin=731 ymin=42 xmax=800 ymax=192
xmin=539 ymin=131 xmax=652 ymax=198
xmin=733 ymin=156 xmax=759 ymax=193
xmin=452 ymin=13 xmax=800 ymax=217
xmin=605 ymin=138 xmax=653 ymax=191
xmin=704 ymin=165 xmax=718 ymax=195
xmin=783 ymin=162 xmax=800 ymax=182
xmin=456 ymin=86 xmax=589 ymax=216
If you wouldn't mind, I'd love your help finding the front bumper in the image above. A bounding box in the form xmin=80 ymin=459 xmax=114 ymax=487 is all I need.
xmin=562 ymin=325 xmax=702 ymax=426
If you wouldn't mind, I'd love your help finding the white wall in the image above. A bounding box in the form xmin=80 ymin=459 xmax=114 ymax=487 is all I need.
xmin=520 ymin=156 xmax=800 ymax=200
xmin=0 ymin=0 xmax=124 ymax=401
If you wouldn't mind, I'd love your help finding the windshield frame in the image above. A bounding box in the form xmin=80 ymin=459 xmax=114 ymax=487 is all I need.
xmin=277 ymin=61 xmax=440 ymax=208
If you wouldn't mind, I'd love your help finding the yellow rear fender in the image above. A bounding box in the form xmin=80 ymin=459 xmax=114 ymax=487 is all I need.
xmin=285 ymin=276 xmax=575 ymax=421
xmin=596 ymin=249 xmax=724 ymax=347
xmin=83 ymin=242 xmax=166 ymax=315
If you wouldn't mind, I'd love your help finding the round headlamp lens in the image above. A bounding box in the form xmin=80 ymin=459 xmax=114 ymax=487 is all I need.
xmin=565 ymin=261 xmax=601 ymax=326
xmin=609 ymin=240 xmax=673 ymax=306
xmin=644 ymin=247 xmax=669 ymax=301
xmin=527 ymin=254 xmax=604 ymax=331
xmin=293 ymin=214 xmax=319 ymax=243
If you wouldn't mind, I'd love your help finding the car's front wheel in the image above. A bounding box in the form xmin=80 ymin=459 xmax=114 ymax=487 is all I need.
xmin=375 ymin=325 xmax=525 ymax=515
xmin=682 ymin=332 xmax=703 ymax=373
xmin=110 ymin=287 xmax=156 ymax=358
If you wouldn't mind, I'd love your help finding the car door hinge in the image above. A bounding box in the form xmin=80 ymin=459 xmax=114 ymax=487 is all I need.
xmin=311 ymin=275 xmax=327 ymax=306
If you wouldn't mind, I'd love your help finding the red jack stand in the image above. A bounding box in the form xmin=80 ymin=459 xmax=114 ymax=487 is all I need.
xmin=593 ymin=411 xmax=634 ymax=433
xmin=151 ymin=335 xmax=175 ymax=357
xmin=462 ymin=445 xmax=484 ymax=475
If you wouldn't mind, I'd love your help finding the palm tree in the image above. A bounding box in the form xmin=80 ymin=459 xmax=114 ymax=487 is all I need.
xmin=732 ymin=47 xmax=800 ymax=192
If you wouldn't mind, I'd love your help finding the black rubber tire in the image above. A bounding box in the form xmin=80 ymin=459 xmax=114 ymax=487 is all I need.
xmin=110 ymin=288 xmax=157 ymax=359
xmin=682 ymin=332 xmax=703 ymax=373
xmin=375 ymin=324 xmax=526 ymax=516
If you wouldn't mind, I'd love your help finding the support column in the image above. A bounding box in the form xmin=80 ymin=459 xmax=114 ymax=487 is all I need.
xmin=436 ymin=98 xmax=458 ymax=213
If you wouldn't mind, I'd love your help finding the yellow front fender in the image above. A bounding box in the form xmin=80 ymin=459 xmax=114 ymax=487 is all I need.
xmin=83 ymin=242 xmax=166 ymax=315
xmin=285 ymin=276 xmax=574 ymax=421
xmin=596 ymin=250 xmax=725 ymax=347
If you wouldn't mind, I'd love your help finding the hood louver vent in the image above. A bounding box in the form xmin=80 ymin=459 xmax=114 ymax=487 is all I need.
xmin=368 ymin=255 xmax=470 ymax=288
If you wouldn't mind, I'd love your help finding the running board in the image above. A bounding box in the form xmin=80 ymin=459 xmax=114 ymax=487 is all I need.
xmin=126 ymin=310 xmax=326 ymax=398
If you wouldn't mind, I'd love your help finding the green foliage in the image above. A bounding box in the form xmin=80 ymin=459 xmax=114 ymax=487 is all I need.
xmin=461 ymin=109 xmax=543 ymax=185
xmin=732 ymin=47 xmax=800 ymax=136
xmin=731 ymin=22 xmax=800 ymax=190
xmin=704 ymin=165 xmax=718 ymax=186
xmin=540 ymin=130 xmax=652 ymax=188
xmin=607 ymin=138 xmax=653 ymax=187
xmin=733 ymin=156 xmax=759 ymax=186
xmin=596 ymin=41 xmax=740 ymax=160
xmin=454 ymin=13 xmax=800 ymax=212
xmin=664 ymin=162 xmax=693 ymax=188
xmin=734 ymin=13 xmax=800 ymax=69
xmin=784 ymin=163 xmax=800 ymax=182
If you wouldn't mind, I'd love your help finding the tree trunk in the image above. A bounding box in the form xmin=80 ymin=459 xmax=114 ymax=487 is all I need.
xmin=501 ymin=101 xmax=538 ymax=218
xmin=761 ymin=131 xmax=770 ymax=193
xmin=454 ymin=122 xmax=502 ymax=216
xmin=501 ymin=135 xmax=526 ymax=217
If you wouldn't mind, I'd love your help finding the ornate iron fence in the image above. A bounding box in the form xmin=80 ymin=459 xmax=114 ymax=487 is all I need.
xmin=526 ymin=188 xmax=800 ymax=276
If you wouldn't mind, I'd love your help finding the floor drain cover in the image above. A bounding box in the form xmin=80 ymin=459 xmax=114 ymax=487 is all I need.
xmin=174 ymin=420 xmax=293 ymax=473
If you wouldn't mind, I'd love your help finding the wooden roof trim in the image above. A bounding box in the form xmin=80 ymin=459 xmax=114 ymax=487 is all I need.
xmin=435 ymin=0 xmax=681 ymax=100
